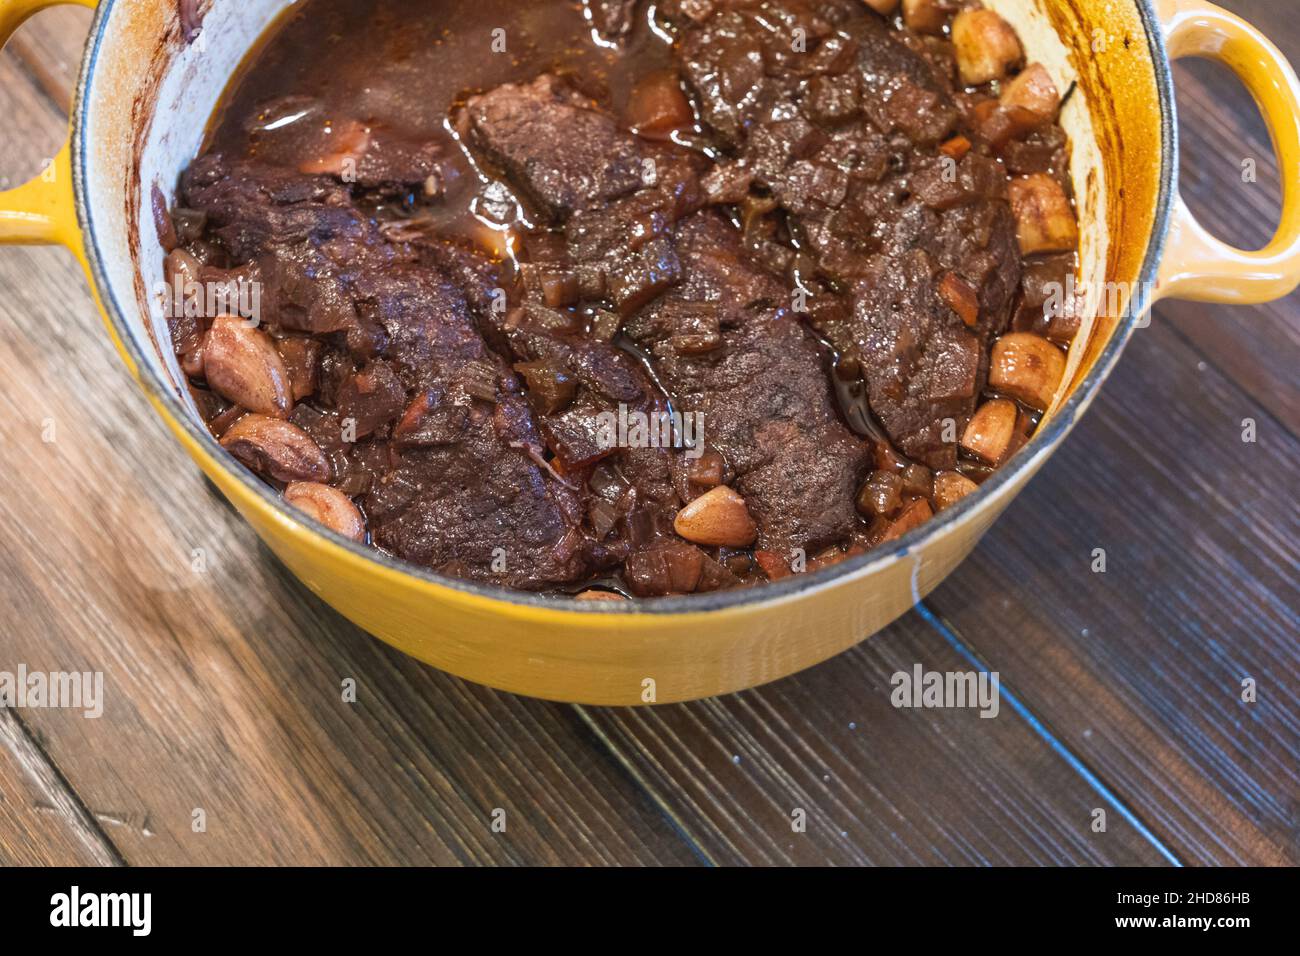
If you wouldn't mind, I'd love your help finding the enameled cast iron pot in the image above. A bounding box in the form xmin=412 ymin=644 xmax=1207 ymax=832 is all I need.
xmin=1 ymin=0 xmax=1297 ymax=703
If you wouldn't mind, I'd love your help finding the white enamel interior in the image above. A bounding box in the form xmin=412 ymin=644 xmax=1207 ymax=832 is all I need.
xmin=82 ymin=0 xmax=291 ymax=418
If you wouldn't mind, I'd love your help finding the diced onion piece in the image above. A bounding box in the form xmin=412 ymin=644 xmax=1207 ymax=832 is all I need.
xmin=856 ymin=470 xmax=905 ymax=518
xmin=939 ymin=135 xmax=972 ymax=160
xmin=960 ymin=398 xmax=1018 ymax=464
xmin=171 ymin=206 xmax=206 ymax=244
xmin=163 ymin=246 xmax=200 ymax=289
xmin=807 ymin=544 xmax=868 ymax=573
xmin=276 ymin=336 xmax=322 ymax=402
xmin=588 ymin=498 xmax=620 ymax=539
xmin=1001 ymin=63 xmax=1060 ymax=122
xmin=625 ymin=71 xmax=695 ymax=141
xmin=952 ymin=9 xmax=1023 ymax=86
xmin=938 ymin=272 xmax=980 ymax=328
xmin=902 ymin=0 xmax=949 ymax=35
xmin=688 ymin=450 xmax=725 ymax=489
xmin=520 ymin=263 xmax=581 ymax=308
xmin=933 ymin=471 xmax=980 ymax=511
xmin=882 ymin=498 xmax=934 ymax=542
xmin=989 ymin=332 xmax=1067 ymax=411
xmin=754 ymin=549 xmax=793 ymax=581
xmin=900 ymin=463 xmax=934 ymax=498
xmin=624 ymin=541 xmax=706 ymax=595
xmin=459 ymin=359 xmax=502 ymax=403
xmin=515 ymin=360 xmax=578 ymax=414
xmin=976 ymin=103 xmax=1043 ymax=150
xmin=1009 ymin=173 xmax=1079 ymax=255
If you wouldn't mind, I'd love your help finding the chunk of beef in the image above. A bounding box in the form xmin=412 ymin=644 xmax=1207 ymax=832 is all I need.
xmin=351 ymin=129 xmax=447 ymax=195
xmin=337 ymin=360 xmax=407 ymax=437
xmin=490 ymin=303 xmax=687 ymax=573
xmin=841 ymin=6 xmax=959 ymax=145
xmin=417 ymin=238 xmax=506 ymax=314
xmin=674 ymin=5 xmax=779 ymax=146
xmin=183 ymin=155 xmax=378 ymax=337
xmin=182 ymin=154 xmax=370 ymax=261
xmin=466 ymin=75 xmax=649 ymax=220
xmin=561 ymin=154 xmax=705 ymax=314
xmin=834 ymin=250 xmax=982 ymax=468
xmin=496 ymin=304 xmax=650 ymax=467
xmin=253 ymin=245 xmax=364 ymax=336
xmin=183 ymin=152 xmax=615 ymax=589
xmin=354 ymin=263 xmax=619 ymax=587
xmin=366 ymin=387 xmax=611 ymax=589
xmin=470 ymin=73 xmax=706 ymax=316
xmin=667 ymin=0 xmax=1021 ymax=467
xmin=626 ymin=213 xmax=870 ymax=556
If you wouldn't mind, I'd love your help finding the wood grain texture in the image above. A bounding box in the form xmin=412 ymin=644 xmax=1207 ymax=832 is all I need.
xmin=580 ymin=611 xmax=1172 ymax=865
xmin=2 ymin=5 xmax=92 ymax=114
xmin=0 ymin=50 xmax=698 ymax=867
xmin=0 ymin=709 xmax=121 ymax=866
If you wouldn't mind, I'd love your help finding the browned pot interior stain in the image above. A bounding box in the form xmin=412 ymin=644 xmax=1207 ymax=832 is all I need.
xmin=1039 ymin=0 xmax=1165 ymax=382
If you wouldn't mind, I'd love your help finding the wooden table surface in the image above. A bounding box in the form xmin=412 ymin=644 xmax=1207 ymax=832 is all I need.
xmin=1 ymin=1 xmax=1296 ymax=867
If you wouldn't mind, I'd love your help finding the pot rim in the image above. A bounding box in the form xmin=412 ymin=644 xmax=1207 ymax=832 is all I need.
xmin=69 ymin=0 xmax=1178 ymax=617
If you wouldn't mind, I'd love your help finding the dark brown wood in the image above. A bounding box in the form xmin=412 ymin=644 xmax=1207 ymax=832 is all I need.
xmin=580 ymin=611 xmax=1173 ymax=865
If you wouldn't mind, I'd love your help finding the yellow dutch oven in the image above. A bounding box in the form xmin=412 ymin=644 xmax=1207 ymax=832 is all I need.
xmin=1 ymin=0 xmax=1297 ymax=704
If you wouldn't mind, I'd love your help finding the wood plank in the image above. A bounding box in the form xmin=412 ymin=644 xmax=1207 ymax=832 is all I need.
xmin=0 ymin=709 xmax=121 ymax=866
xmin=582 ymin=611 xmax=1173 ymax=866
xmin=3 ymin=5 xmax=92 ymax=114
xmin=0 ymin=53 xmax=699 ymax=867
xmin=0 ymin=44 xmax=68 ymax=190
xmin=925 ymin=317 xmax=1300 ymax=865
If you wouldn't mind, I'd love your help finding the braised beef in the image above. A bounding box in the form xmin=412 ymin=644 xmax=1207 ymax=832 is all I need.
xmin=664 ymin=0 xmax=1023 ymax=467
xmin=466 ymin=76 xmax=651 ymax=222
xmin=164 ymin=0 xmax=1077 ymax=596
xmin=468 ymin=71 xmax=868 ymax=560
xmin=626 ymin=212 xmax=869 ymax=557
xmin=181 ymin=153 xmax=622 ymax=589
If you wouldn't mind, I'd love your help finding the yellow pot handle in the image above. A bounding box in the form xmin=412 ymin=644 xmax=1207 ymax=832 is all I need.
xmin=0 ymin=0 xmax=96 ymax=250
xmin=1155 ymin=0 xmax=1300 ymax=304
